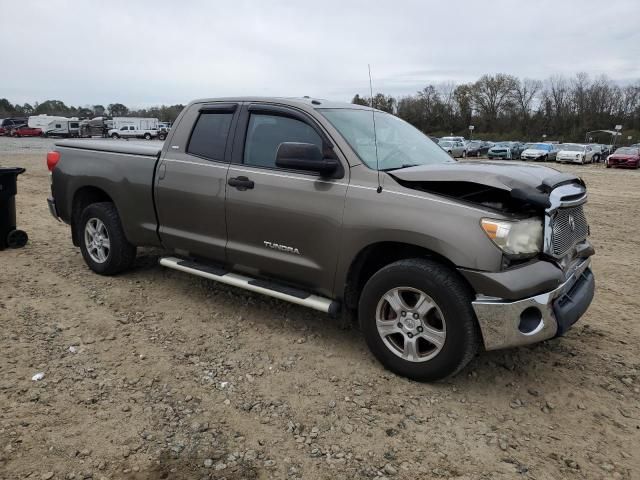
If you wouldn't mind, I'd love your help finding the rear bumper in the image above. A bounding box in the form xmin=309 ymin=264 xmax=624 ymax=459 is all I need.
xmin=47 ymin=196 xmax=60 ymax=221
xmin=472 ymin=258 xmax=594 ymax=350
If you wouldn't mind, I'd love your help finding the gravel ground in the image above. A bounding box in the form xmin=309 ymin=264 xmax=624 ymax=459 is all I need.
xmin=0 ymin=137 xmax=639 ymax=480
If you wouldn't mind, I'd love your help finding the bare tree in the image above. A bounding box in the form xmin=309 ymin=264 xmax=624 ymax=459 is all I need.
xmin=471 ymin=74 xmax=518 ymax=123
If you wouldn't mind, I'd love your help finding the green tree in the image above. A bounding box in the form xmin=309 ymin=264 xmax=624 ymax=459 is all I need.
xmin=108 ymin=103 xmax=129 ymax=116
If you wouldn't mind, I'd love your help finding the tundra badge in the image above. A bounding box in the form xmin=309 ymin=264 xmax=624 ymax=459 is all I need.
xmin=264 ymin=241 xmax=300 ymax=255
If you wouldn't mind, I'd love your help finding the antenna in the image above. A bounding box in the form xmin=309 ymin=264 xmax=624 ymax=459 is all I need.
xmin=368 ymin=64 xmax=382 ymax=193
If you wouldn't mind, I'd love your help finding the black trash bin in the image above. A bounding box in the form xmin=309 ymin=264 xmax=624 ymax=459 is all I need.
xmin=0 ymin=167 xmax=29 ymax=250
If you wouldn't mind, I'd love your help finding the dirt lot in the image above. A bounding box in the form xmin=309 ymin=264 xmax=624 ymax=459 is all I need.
xmin=1 ymin=137 xmax=639 ymax=480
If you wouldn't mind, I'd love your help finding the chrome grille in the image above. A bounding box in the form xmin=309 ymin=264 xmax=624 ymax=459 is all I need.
xmin=551 ymin=205 xmax=588 ymax=257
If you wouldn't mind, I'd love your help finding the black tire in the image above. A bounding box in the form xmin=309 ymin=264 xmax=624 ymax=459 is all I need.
xmin=78 ymin=202 xmax=136 ymax=275
xmin=358 ymin=258 xmax=481 ymax=381
xmin=7 ymin=229 xmax=28 ymax=248
xmin=111 ymin=133 xmax=119 ymax=139
xmin=158 ymin=133 xmax=166 ymax=141
xmin=462 ymin=150 xmax=467 ymax=158
xmin=144 ymin=133 xmax=152 ymax=140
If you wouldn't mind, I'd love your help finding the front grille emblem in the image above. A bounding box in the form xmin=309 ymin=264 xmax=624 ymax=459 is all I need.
xmin=568 ymin=215 xmax=576 ymax=232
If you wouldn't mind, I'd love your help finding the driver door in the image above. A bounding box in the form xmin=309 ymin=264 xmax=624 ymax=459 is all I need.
xmin=224 ymin=104 xmax=348 ymax=296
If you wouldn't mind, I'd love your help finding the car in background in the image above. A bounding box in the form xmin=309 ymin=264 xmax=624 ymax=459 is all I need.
xmin=465 ymin=140 xmax=492 ymax=157
xmin=487 ymin=141 xmax=524 ymax=160
xmin=0 ymin=118 xmax=28 ymax=135
xmin=605 ymin=147 xmax=640 ymax=169
xmin=11 ymin=125 xmax=43 ymax=137
xmin=521 ymin=143 xmax=558 ymax=161
xmin=438 ymin=140 xmax=466 ymax=158
xmin=556 ymin=144 xmax=596 ymax=164
xmin=464 ymin=141 xmax=483 ymax=157
xmin=108 ymin=125 xmax=159 ymax=140
xmin=586 ymin=144 xmax=604 ymax=162
xmin=440 ymin=136 xmax=466 ymax=144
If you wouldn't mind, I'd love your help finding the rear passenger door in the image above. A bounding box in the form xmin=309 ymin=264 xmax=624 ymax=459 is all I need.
xmin=224 ymin=103 xmax=348 ymax=297
xmin=155 ymin=103 xmax=239 ymax=262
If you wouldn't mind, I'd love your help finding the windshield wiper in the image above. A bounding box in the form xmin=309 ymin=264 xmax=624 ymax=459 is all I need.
xmin=381 ymin=164 xmax=421 ymax=171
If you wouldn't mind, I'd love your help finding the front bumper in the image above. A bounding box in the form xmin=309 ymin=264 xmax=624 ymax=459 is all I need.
xmin=472 ymin=258 xmax=594 ymax=350
xmin=608 ymin=159 xmax=639 ymax=168
xmin=557 ymin=156 xmax=582 ymax=163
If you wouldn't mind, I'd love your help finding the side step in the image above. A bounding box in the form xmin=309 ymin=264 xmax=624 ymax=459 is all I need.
xmin=159 ymin=256 xmax=340 ymax=316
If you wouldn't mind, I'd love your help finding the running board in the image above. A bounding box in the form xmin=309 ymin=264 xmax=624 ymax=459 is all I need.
xmin=159 ymin=256 xmax=339 ymax=316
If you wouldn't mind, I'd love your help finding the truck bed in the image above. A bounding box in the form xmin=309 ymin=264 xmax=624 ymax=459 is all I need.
xmin=51 ymin=139 xmax=162 ymax=248
xmin=55 ymin=139 xmax=162 ymax=157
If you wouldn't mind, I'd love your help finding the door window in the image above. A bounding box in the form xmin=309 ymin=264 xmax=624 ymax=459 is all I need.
xmin=244 ymin=114 xmax=322 ymax=169
xmin=187 ymin=112 xmax=234 ymax=162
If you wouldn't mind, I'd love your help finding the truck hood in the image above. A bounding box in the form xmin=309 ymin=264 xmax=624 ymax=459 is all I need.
xmin=388 ymin=160 xmax=582 ymax=211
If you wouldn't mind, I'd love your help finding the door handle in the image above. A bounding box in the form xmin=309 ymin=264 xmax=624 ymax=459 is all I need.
xmin=158 ymin=163 xmax=166 ymax=180
xmin=228 ymin=176 xmax=254 ymax=190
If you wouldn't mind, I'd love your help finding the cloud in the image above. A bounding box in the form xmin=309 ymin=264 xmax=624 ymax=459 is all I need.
xmin=1 ymin=0 xmax=638 ymax=106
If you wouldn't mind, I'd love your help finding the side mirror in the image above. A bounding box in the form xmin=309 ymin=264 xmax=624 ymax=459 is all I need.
xmin=276 ymin=142 xmax=340 ymax=176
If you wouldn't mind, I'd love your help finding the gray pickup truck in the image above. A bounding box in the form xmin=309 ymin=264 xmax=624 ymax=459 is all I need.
xmin=46 ymin=97 xmax=595 ymax=381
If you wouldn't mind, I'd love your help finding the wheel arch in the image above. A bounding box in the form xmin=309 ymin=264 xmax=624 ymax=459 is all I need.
xmin=342 ymin=241 xmax=474 ymax=313
xmin=70 ymin=186 xmax=115 ymax=246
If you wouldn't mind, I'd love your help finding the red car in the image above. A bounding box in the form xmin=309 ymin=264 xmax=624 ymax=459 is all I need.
xmin=606 ymin=147 xmax=640 ymax=169
xmin=11 ymin=125 xmax=43 ymax=137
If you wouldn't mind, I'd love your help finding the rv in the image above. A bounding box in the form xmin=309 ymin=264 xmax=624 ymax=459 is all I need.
xmin=28 ymin=115 xmax=80 ymax=137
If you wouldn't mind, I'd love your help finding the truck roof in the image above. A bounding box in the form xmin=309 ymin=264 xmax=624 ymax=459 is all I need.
xmin=188 ymin=96 xmax=377 ymax=111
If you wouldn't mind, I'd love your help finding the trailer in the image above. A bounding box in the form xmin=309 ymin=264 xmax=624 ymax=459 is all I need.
xmin=28 ymin=115 xmax=80 ymax=137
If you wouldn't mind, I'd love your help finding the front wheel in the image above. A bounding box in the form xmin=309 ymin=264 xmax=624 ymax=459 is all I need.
xmin=79 ymin=202 xmax=136 ymax=275
xmin=359 ymin=258 xmax=480 ymax=381
xmin=462 ymin=150 xmax=467 ymax=158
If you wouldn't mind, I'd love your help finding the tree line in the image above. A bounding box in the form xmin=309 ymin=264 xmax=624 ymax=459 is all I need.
xmin=0 ymin=99 xmax=185 ymax=123
xmin=353 ymin=73 xmax=640 ymax=143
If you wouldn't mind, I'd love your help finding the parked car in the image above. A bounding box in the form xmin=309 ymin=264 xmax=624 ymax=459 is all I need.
xmin=440 ymin=136 xmax=466 ymax=145
xmin=12 ymin=125 xmax=43 ymax=137
xmin=464 ymin=141 xmax=483 ymax=157
xmin=438 ymin=140 xmax=466 ymax=158
xmin=605 ymin=147 xmax=640 ymax=169
xmin=586 ymin=144 xmax=604 ymax=162
xmin=0 ymin=118 xmax=27 ymax=135
xmin=521 ymin=143 xmax=558 ymax=162
xmin=45 ymin=96 xmax=595 ymax=382
xmin=487 ymin=142 xmax=524 ymax=160
xmin=556 ymin=144 xmax=596 ymax=164
xmin=108 ymin=125 xmax=158 ymax=140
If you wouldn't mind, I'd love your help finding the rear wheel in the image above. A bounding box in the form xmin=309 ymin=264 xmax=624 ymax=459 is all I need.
xmin=359 ymin=258 xmax=480 ymax=381
xmin=144 ymin=133 xmax=152 ymax=140
xmin=79 ymin=202 xmax=136 ymax=275
xmin=111 ymin=133 xmax=119 ymax=139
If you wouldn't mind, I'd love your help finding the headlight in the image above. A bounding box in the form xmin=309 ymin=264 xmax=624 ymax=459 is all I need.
xmin=480 ymin=218 xmax=543 ymax=257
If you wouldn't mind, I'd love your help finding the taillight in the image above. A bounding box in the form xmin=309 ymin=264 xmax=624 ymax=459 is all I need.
xmin=46 ymin=151 xmax=60 ymax=172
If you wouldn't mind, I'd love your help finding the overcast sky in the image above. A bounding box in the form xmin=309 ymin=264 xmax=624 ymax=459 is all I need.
xmin=1 ymin=0 xmax=639 ymax=107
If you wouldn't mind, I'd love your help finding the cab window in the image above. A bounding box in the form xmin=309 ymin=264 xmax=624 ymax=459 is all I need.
xmin=243 ymin=114 xmax=322 ymax=169
xmin=187 ymin=112 xmax=234 ymax=162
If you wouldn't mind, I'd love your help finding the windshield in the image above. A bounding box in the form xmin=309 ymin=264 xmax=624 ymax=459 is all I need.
xmin=319 ymin=108 xmax=454 ymax=170
xmin=615 ymin=147 xmax=638 ymax=155
xmin=561 ymin=144 xmax=584 ymax=152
